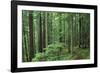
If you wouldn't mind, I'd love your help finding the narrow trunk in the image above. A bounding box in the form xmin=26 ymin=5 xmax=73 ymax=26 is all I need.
xmin=70 ymin=14 xmax=73 ymax=55
xmin=29 ymin=11 xmax=34 ymax=61
xmin=42 ymin=12 xmax=46 ymax=48
xmin=39 ymin=12 xmax=43 ymax=52
xmin=45 ymin=12 xmax=48 ymax=47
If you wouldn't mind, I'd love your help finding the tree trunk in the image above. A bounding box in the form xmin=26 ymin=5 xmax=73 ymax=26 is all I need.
xmin=45 ymin=12 xmax=48 ymax=47
xmin=39 ymin=12 xmax=43 ymax=52
xmin=29 ymin=11 xmax=34 ymax=61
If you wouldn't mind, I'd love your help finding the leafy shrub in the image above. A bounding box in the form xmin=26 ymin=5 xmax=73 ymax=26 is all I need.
xmin=33 ymin=43 xmax=68 ymax=61
xmin=44 ymin=43 xmax=66 ymax=61
xmin=32 ymin=53 xmax=46 ymax=61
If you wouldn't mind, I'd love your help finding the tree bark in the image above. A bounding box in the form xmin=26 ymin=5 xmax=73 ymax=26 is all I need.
xmin=29 ymin=11 xmax=34 ymax=61
xmin=39 ymin=12 xmax=43 ymax=52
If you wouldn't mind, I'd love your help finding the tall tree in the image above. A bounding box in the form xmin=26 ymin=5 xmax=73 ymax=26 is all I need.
xmin=29 ymin=11 xmax=34 ymax=61
xmin=42 ymin=12 xmax=46 ymax=49
xmin=45 ymin=12 xmax=48 ymax=47
xmin=39 ymin=12 xmax=43 ymax=52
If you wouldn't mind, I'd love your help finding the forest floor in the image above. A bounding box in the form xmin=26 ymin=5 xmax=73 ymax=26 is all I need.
xmin=32 ymin=47 xmax=90 ymax=62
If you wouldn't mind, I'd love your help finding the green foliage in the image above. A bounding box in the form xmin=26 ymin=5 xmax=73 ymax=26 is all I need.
xmin=33 ymin=43 xmax=74 ymax=61
xmin=44 ymin=43 xmax=65 ymax=61
xmin=32 ymin=43 xmax=90 ymax=62
xmin=32 ymin=53 xmax=46 ymax=61
xmin=32 ymin=43 xmax=65 ymax=61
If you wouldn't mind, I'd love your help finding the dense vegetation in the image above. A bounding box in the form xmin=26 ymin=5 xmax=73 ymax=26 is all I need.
xmin=22 ymin=10 xmax=90 ymax=62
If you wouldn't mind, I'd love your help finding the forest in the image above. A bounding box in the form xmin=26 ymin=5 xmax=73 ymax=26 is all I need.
xmin=22 ymin=10 xmax=90 ymax=62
